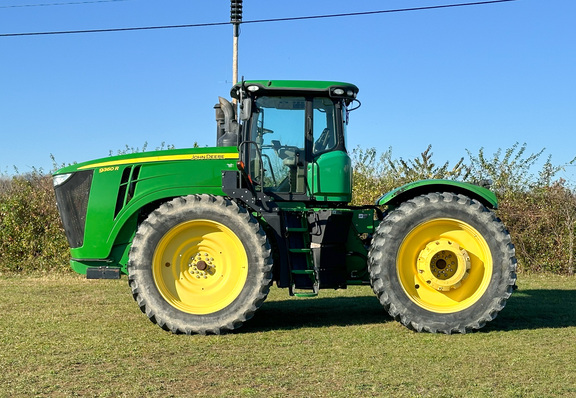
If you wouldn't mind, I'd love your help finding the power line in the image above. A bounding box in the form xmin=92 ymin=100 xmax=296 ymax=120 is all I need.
xmin=243 ymin=0 xmax=517 ymax=25
xmin=0 ymin=21 xmax=229 ymax=37
xmin=0 ymin=0 xmax=517 ymax=37
xmin=0 ymin=0 xmax=132 ymax=8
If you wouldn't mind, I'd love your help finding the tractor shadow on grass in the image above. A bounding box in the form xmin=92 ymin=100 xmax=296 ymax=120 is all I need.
xmin=241 ymin=288 xmax=576 ymax=333
xmin=242 ymin=294 xmax=393 ymax=333
xmin=483 ymin=288 xmax=576 ymax=332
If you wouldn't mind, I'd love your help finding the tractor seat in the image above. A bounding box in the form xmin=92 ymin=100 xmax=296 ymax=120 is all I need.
xmin=280 ymin=148 xmax=299 ymax=167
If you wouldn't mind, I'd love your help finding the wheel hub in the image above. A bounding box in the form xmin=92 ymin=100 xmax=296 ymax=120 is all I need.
xmin=188 ymin=252 xmax=216 ymax=279
xmin=417 ymin=239 xmax=471 ymax=291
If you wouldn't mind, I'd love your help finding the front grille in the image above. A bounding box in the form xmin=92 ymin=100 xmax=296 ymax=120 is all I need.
xmin=54 ymin=170 xmax=93 ymax=248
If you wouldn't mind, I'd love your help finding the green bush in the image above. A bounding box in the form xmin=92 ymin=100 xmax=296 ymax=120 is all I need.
xmin=0 ymin=173 xmax=70 ymax=274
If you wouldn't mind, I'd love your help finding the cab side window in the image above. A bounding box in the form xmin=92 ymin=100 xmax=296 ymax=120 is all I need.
xmin=312 ymin=98 xmax=337 ymax=155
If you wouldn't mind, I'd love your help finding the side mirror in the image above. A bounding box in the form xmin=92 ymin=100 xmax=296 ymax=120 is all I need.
xmin=240 ymin=98 xmax=251 ymax=121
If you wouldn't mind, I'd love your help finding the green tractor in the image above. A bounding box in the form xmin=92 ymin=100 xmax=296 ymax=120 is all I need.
xmin=53 ymin=80 xmax=516 ymax=334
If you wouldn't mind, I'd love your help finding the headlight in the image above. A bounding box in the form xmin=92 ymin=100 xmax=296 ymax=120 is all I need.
xmin=53 ymin=173 xmax=74 ymax=187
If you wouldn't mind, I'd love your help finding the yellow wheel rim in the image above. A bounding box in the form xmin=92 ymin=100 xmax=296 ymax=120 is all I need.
xmin=152 ymin=219 xmax=248 ymax=315
xmin=397 ymin=218 xmax=493 ymax=313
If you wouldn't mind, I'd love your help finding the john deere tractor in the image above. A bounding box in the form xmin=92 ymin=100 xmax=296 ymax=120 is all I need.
xmin=53 ymin=80 xmax=516 ymax=334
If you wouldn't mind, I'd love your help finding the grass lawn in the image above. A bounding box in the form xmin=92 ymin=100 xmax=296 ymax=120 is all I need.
xmin=0 ymin=273 xmax=574 ymax=397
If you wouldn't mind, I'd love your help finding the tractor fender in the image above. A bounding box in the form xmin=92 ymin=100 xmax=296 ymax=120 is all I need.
xmin=375 ymin=179 xmax=498 ymax=209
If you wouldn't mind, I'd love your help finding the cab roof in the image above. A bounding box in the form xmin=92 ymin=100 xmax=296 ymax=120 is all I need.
xmin=231 ymin=80 xmax=359 ymax=100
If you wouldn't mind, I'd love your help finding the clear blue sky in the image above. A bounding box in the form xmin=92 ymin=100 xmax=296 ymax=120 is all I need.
xmin=1 ymin=0 xmax=575 ymax=181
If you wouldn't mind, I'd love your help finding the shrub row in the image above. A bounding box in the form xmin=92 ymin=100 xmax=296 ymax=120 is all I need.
xmin=1 ymin=143 xmax=574 ymax=274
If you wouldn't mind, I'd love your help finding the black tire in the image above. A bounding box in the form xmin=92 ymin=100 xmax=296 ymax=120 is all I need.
xmin=128 ymin=194 xmax=273 ymax=335
xmin=368 ymin=192 xmax=517 ymax=334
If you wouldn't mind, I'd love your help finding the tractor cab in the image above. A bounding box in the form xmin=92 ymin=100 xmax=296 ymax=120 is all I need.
xmin=217 ymin=80 xmax=359 ymax=203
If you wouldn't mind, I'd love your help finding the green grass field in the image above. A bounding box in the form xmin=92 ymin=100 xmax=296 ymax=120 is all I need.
xmin=1 ymin=273 xmax=574 ymax=397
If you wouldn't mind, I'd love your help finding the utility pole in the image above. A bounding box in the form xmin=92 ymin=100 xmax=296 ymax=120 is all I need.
xmin=230 ymin=0 xmax=243 ymax=86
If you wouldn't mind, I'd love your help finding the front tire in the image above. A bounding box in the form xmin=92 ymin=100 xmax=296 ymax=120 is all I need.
xmin=128 ymin=194 xmax=273 ymax=334
xmin=368 ymin=192 xmax=516 ymax=333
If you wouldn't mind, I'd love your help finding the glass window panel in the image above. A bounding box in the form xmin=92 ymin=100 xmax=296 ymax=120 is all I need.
xmin=312 ymin=98 xmax=337 ymax=155
xmin=252 ymin=97 xmax=306 ymax=192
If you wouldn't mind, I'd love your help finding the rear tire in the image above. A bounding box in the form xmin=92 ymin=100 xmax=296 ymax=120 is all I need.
xmin=368 ymin=192 xmax=516 ymax=333
xmin=128 ymin=194 xmax=273 ymax=334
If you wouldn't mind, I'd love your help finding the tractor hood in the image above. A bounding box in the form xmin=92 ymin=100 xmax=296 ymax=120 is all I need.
xmin=52 ymin=145 xmax=240 ymax=268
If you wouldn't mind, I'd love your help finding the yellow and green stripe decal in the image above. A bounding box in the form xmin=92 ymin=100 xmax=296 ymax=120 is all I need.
xmin=78 ymin=153 xmax=239 ymax=170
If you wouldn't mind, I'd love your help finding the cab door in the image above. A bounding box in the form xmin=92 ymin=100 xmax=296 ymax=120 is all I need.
xmin=308 ymin=98 xmax=352 ymax=203
xmin=250 ymin=96 xmax=309 ymax=199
